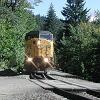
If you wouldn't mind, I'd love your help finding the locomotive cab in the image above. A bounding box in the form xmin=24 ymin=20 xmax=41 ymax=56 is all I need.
xmin=24 ymin=31 xmax=54 ymax=78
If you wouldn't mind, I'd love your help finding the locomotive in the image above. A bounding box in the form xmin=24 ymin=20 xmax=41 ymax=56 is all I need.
xmin=24 ymin=31 xmax=54 ymax=77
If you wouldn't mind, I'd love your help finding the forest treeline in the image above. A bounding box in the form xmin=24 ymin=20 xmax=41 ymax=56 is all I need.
xmin=0 ymin=0 xmax=38 ymax=72
xmin=0 ymin=0 xmax=100 ymax=82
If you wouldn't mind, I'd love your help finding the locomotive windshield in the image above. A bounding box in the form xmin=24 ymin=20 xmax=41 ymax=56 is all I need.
xmin=39 ymin=34 xmax=53 ymax=40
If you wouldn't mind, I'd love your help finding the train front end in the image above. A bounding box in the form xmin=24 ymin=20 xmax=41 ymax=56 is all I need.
xmin=24 ymin=31 xmax=54 ymax=76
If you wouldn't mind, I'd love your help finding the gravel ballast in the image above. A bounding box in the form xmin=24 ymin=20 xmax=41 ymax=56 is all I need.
xmin=0 ymin=76 xmax=68 ymax=100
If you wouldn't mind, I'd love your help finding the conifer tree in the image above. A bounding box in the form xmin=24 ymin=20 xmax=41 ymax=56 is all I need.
xmin=62 ymin=0 xmax=89 ymax=35
xmin=44 ymin=3 xmax=58 ymax=35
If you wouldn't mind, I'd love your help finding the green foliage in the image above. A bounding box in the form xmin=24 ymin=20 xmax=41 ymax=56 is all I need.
xmin=56 ymin=22 xmax=100 ymax=82
xmin=35 ymin=15 xmax=46 ymax=30
xmin=93 ymin=10 xmax=100 ymax=26
xmin=61 ymin=0 xmax=89 ymax=35
xmin=44 ymin=3 xmax=63 ymax=35
xmin=0 ymin=0 xmax=38 ymax=71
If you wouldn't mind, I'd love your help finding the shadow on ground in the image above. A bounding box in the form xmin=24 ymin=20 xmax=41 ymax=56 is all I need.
xmin=0 ymin=69 xmax=17 ymax=76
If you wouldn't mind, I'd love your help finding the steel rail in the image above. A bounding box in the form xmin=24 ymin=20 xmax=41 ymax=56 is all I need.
xmin=48 ymin=74 xmax=100 ymax=98
xmin=38 ymin=79 xmax=93 ymax=100
xmin=29 ymin=74 xmax=93 ymax=100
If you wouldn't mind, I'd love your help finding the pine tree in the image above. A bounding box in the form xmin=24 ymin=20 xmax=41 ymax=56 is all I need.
xmin=44 ymin=3 xmax=58 ymax=35
xmin=35 ymin=15 xmax=46 ymax=30
xmin=62 ymin=0 xmax=89 ymax=35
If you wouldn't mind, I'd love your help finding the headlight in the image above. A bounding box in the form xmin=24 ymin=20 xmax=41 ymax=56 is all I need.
xmin=44 ymin=58 xmax=49 ymax=62
xmin=27 ymin=57 xmax=32 ymax=62
xmin=37 ymin=40 xmax=40 ymax=45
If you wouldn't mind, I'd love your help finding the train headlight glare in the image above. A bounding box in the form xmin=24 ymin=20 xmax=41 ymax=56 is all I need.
xmin=44 ymin=58 xmax=49 ymax=62
xmin=37 ymin=40 xmax=40 ymax=45
xmin=27 ymin=57 xmax=32 ymax=62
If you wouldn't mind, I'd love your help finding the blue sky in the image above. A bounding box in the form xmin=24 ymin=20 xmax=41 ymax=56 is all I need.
xmin=28 ymin=0 xmax=100 ymax=19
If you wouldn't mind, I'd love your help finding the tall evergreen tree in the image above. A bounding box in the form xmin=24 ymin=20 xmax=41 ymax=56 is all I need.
xmin=61 ymin=0 xmax=89 ymax=35
xmin=35 ymin=15 xmax=46 ymax=30
xmin=44 ymin=3 xmax=58 ymax=35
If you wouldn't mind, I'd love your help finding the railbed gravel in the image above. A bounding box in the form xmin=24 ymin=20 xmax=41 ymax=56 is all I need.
xmin=1 ymin=89 xmax=68 ymax=100
xmin=0 ymin=75 xmax=68 ymax=100
xmin=51 ymin=75 xmax=100 ymax=100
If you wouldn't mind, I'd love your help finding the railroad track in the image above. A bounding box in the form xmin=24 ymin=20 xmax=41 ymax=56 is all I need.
xmin=29 ymin=73 xmax=100 ymax=100
xmin=49 ymin=74 xmax=100 ymax=99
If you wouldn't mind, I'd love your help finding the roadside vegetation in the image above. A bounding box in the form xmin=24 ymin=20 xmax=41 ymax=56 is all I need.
xmin=0 ymin=0 xmax=38 ymax=73
xmin=55 ymin=0 xmax=100 ymax=82
xmin=0 ymin=0 xmax=100 ymax=82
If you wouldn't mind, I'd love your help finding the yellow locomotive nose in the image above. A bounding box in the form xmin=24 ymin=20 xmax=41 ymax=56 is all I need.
xmin=27 ymin=57 xmax=33 ymax=62
xmin=25 ymin=31 xmax=54 ymax=75
xmin=44 ymin=58 xmax=49 ymax=62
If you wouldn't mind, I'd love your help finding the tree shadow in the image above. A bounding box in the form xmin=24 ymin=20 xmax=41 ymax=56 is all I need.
xmin=0 ymin=69 xmax=17 ymax=76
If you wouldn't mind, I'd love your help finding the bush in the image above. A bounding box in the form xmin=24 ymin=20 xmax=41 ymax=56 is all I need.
xmin=56 ymin=22 xmax=100 ymax=82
